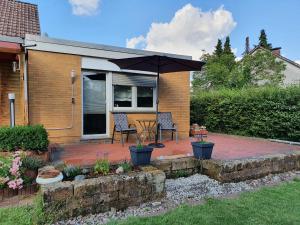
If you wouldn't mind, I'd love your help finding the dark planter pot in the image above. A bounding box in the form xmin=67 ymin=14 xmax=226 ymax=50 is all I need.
xmin=191 ymin=142 xmax=214 ymax=159
xmin=24 ymin=169 xmax=38 ymax=180
xmin=129 ymin=146 xmax=153 ymax=166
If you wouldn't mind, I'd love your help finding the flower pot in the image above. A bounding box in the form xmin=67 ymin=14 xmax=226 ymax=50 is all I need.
xmin=24 ymin=169 xmax=38 ymax=180
xmin=191 ymin=142 xmax=214 ymax=159
xmin=129 ymin=146 xmax=153 ymax=166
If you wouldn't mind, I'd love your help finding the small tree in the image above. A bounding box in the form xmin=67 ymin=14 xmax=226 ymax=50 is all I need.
xmin=259 ymin=29 xmax=272 ymax=49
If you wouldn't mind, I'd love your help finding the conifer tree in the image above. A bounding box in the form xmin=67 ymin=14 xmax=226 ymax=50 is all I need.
xmin=214 ymin=39 xmax=223 ymax=57
xmin=259 ymin=29 xmax=272 ymax=49
xmin=223 ymin=36 xmax=233 ymax=54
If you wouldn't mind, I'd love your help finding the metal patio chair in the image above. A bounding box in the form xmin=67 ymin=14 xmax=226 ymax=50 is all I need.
xmin=158 ymin=112 xmax=178 ymax=143
xmin=112 ymin=113 xmax=138 ymax=146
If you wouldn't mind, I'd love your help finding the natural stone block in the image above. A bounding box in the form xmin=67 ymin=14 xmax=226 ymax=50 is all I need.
xmin=42 ymin=181 xmax=73 ymax=202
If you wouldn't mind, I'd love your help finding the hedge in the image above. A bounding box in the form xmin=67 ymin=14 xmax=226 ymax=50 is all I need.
xmin=191 ymin=86 xmax=300 ymax=142
xmin=0 ymin=125 xmax=49 ymax=152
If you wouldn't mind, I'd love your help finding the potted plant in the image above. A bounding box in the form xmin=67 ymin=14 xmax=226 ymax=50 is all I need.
xmin=21 ymin=156 xmax=44 ymax=180
xmin=191 ymin=127 xmax=214 ymax=160
xmin=129 ymin=134 xmax=153 ymax=166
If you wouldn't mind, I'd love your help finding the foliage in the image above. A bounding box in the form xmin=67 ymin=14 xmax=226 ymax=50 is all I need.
xmin=214 ymin=39 xmax=223 ymax=57
xmin=0 ymin=194 xmax=56 ymax=225
xmin=136 ymin=143 xmax=144 ymax=150
xmin=193 ymin=30 xmax=285 ymax=91
xmin=0 ymin=125 xmax=49 ymax=152
xmin=191 ymin=86 xmax=300 ymax=141
xmin=0 ymin=156 xmax=11 ymax=189
xmin=170 ymin=170 xmax=189 ymax=179
xmin=21 ymin=156 xmax=44 ymax=170
xmin=259 ymin=29 xmax=272 ymax=49
xmin=237 ymin=49 xmax=286 ymax=86
xmin=109 ymin=180 xmax=300 ymax=225
xmin=94 ymin=159 xmax=110 ymax=175
xmin=63 ymin=165 xmax=82 ymax=179
xmin=119 ymin=161 xmax=132 ymax=173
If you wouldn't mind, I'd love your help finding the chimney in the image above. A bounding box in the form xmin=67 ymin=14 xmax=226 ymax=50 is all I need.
xmin=271 ymin=47 xmax=281 ymax=56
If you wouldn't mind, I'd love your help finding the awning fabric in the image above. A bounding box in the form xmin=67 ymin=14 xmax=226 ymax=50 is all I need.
xmin=0 ymin=41 xmax=21 ymax=54
xmin=112 ymin=73 xmax=157 ymax=87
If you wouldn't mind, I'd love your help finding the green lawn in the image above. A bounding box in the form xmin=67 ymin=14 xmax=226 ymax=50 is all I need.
xmin=110 ymin=180 xmax=300 ymax=225
xmin=0 ymin=180 xmax=299 ymax=225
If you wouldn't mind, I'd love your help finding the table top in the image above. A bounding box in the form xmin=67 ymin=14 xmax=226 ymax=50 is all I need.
xmin=136 ymin=119 xmax=156 ymax=122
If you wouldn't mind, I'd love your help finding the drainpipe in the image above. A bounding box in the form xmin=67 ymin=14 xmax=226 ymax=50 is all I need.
xmin=22 ymin=44 xmax=37 ymax=125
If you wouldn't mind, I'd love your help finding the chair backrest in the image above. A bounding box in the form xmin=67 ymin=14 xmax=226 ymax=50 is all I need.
xmin=113 ymin=113 xmax=129 ymax=131
xmin=158 ymin=112 xmax=174 ymax=129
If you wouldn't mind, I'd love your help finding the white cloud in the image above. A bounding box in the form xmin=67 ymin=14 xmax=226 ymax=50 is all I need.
xmin=126 ymin=4 xmax=237 ymax=60
xmin=69 ymin=0 xmax=100 ymax=16
xmin=126 ymin=35 xmax=146 ymax=49
xmin=295 ymin=60 xmax=300 ymax=65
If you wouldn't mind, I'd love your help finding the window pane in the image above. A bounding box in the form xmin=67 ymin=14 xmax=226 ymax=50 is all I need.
xmin=114 ymin=85 xmax=132 ymax=107
xmin=137 ymin=87 xmax=153 ymax=107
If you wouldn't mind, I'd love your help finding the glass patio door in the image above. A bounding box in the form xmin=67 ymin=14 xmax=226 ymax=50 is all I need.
xmin=83 ymin=73 xmax=106 ymax=136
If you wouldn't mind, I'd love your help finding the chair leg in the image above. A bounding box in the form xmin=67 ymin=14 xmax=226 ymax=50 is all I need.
xmin=121 ymin=132 xmax=124 ymax=147
xmin=159 ymin=129 xmax=162 ymax=142
xmin=111 ymin=126 xmax=116 ymax=144
xmin=126 ymin=132 xmax=129 ymax=142
xmin=171 ymin=131 xmax=174 ymax=140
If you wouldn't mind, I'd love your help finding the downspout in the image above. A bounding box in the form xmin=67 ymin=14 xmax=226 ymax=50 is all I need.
xmin=23 ymin=44 xmax=75 ymax=131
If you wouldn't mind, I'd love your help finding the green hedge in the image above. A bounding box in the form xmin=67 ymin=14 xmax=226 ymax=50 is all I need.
xmin=191 ymin=86 xmax=300 ymax=142
xmin=0 ymin=125 xmax=49 ymax=152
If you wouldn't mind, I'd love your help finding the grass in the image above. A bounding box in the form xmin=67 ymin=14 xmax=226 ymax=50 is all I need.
xmin=0 ymin=180 xmax=299 ymax=225
xmin=0 ymin=195 xmax=52 ymax=225
xmin=109 ymin=180 xmax=300 ymax=225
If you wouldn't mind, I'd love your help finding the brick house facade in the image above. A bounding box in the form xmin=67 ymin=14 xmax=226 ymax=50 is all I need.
xmin=0 ymin=35 xmax=191 ymax=144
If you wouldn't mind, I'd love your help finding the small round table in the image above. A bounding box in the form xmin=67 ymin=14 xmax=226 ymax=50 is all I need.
xmin=136 ymin=119 xmax=157 ymax=141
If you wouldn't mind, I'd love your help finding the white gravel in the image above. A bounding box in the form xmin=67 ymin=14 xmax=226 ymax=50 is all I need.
xmin=55 ymin=171 xmax=300 ymax=225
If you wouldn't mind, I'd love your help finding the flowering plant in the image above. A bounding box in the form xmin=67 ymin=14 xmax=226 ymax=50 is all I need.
xmin=0 ymin=152 xmax=24 ymax=190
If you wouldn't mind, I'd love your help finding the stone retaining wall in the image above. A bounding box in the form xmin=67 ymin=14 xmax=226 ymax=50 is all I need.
xmin=151 ymin=157 xmax=201 ymax=178
xmin=202 ymin=151 xmax=300 ymax=182
xmin=151 ymin=151 xmax=300 ymax=182
xmin=41 ymin=166 xmax=165 ymax=219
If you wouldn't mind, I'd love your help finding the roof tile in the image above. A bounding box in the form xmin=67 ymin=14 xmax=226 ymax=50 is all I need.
xmin=0 ymin=0 xmax=40 ymax=38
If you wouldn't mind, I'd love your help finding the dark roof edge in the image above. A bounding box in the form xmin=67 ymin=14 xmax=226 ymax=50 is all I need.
xmin=25 ymin=34 xmax=192 ymax=60
xmin=0 ymin=35 xmax=24 ymax=44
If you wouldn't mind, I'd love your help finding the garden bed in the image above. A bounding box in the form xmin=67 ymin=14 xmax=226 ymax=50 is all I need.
xmin=41 ymin=166 xmax=166 ymax=220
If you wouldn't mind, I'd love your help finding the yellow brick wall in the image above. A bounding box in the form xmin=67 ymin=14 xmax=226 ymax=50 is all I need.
xmin=27 ymin=50 xmax=82 ymax=143
xmin=0 ymin=59 xmax=25 ymax=126
xmin=27 ymin=50 xmax=190 ymax=144
xmin=109 ymin=71 xmax=190 ymax=142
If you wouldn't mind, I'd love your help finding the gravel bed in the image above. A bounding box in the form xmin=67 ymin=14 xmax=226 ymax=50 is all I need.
xmin=55 ymin=171 xmax=300 ymax=225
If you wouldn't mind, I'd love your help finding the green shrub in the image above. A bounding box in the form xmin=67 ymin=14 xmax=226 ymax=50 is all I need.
xmin=63 ymin=165 xmax=82 ymax=179
xmin=191 ymin=86 xmax=300 ymax=141
xmin=0 ymin=125 xmax=49 ymax=152
xmin=21 ymin=156 xmax=44 ymax=170
xmin=119 ymin=161 xmax=132 ymax=173
xmin=94 ymin=159 xmax=110 ymax=175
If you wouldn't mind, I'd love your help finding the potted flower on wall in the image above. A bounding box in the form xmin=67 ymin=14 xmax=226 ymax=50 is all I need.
xmin=129 ymin=134 xmax=153 ymax=166
xmin=191 ymin=126 xmax=214 ymax=160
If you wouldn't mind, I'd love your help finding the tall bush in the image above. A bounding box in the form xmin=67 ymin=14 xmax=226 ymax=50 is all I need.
xmin=191 ymin=86 xmax=300 ymax=141
xmin=0 ymin=125 xmax=49 ymax=152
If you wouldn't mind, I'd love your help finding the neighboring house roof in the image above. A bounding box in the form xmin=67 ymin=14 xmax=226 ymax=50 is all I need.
xmin=248 ymin=46 xmax=300 ymax=69
xmin=0 ymin=0 xmax=40 ymax=38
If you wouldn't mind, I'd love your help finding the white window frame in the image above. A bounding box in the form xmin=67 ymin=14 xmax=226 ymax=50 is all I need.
xmin=112 ymin=85 xmax=157 ymax=112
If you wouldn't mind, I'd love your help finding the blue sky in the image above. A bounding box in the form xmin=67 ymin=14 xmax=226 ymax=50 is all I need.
xmin=25 ymin=0 xmax=300 ymax=61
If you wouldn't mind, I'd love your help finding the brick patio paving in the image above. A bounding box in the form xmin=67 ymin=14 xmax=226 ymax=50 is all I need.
xmin=57 ymin=133 xmax=300 ymax=166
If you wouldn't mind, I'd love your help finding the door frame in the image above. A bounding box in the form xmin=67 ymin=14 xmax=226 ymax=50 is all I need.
xmin=81 ymin=71 xmax=112 ymax=140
